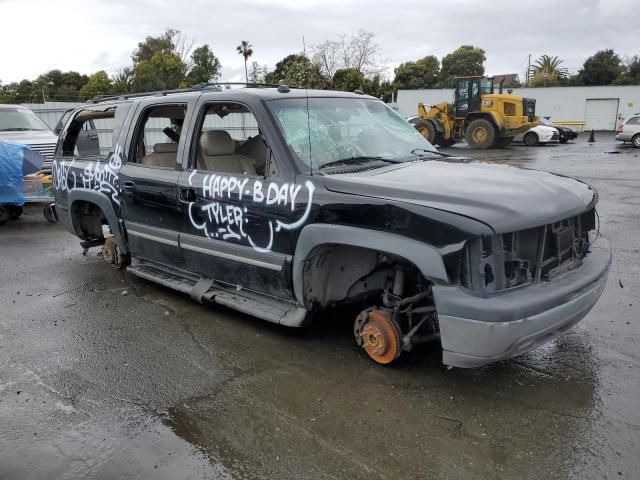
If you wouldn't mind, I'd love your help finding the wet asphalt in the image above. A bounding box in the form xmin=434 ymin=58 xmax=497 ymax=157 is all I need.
xmin=1 ymin=133 xmax=638 ymax=480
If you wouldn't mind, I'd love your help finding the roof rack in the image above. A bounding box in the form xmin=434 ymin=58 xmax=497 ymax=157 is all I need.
xmin=88 ymin=82 xmax=302 ymax=104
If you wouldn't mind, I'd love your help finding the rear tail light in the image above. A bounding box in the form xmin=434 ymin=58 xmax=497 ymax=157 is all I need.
xmin=617 ymin=123 xmax=624 ymax=133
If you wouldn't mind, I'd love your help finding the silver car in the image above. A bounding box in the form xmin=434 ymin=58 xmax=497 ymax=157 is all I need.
xmin=616 ymin=113 xmax=640 ymax=147
xmin=0 ymin=105 xmax=59 ymax=172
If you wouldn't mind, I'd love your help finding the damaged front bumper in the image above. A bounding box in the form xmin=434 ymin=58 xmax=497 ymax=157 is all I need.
xmin=433 ymin=237 xmax=611 ymax=368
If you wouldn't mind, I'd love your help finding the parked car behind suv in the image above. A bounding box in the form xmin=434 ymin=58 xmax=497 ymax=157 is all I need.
xmin=616 ymin=113 xmax=640 ymax=147
xmin=539 ymin=117 xmax=578 ymax=143
xmin=0 ymin=104 xmax=58 ymax=172
xmin=51 ymin=85 xmax=611 ymax=368
xmin=513 ymin=124 xmax=559 ymax=146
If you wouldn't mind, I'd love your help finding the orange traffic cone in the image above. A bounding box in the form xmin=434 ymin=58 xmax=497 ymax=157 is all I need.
xmin=588 ymin=129 xmax=595 ymax=143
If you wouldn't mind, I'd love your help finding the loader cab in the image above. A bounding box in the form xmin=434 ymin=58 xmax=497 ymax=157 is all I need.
xmin=453 ymin=76 xmax=493 ymax=118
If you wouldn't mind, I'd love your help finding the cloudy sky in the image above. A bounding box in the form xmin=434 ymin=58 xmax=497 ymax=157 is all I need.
xmin=0 ymin=0 xmax=637 ymax=84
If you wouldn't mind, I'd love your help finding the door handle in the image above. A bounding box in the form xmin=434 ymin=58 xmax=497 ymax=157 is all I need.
xmin=180 ymin=187 xmax=197 ymax=202
xmin=89 ymin=134 xmax=99 ymax=140
xmin=123 ymin=180 xmax=135 ymax=189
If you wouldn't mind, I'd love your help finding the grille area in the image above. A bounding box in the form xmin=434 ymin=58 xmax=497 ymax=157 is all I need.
xmin=27 ymin=143 xmax=56 ymax=171
xmin=461 ymin=208 xmax=595 ymax=292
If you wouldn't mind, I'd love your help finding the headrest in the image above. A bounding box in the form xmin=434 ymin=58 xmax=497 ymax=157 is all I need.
xmin=154 ymin=142 xmax=178 ymax=153
xmin=200 ymin=130 xmax=235 ymax=156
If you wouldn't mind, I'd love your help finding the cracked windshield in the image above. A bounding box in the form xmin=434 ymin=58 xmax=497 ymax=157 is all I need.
xmin=268 ymin=97 xmax=438 ymax=169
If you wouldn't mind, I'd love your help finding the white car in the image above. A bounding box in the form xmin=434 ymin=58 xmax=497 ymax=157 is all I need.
xmin=513 ymin=125 xmax=559 ymax=146
xmin=616 ymin=113 xmax=640 ymax=147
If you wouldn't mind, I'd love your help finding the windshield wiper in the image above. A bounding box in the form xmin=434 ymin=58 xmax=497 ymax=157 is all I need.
xmin=0 ymin=127 xmax=33 ymax=131
xmin=410 ymin=148 xmax=449 ymax=157
xmin=319 ymin=156 xmax=391 ymax=170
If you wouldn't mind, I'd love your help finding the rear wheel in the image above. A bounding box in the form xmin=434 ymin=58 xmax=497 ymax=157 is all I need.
xmin=0 ymin=207 xmax=10 ymax=225
xmin=632 ymin=134 xmax=640 ymax=148
xmin=6 ymin=205 xmax=23 ymax=219
xmin=465 ymin=119 xmax=496 ymax=149
xmin=524 ymin=131 xmax=539 ymax=146
xmin=354 ymin=308 xmax=402 ymax=365
xmin=414 ymin=120 xmax=437 ymax=144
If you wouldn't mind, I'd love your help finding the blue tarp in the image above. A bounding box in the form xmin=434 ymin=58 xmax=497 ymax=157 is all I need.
xmin=0 ymin=140 xmax=27 ymax=206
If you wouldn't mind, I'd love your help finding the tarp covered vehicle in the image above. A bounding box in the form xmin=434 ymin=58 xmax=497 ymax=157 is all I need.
xmin=0 ymin=140 xmax=54 ymax=224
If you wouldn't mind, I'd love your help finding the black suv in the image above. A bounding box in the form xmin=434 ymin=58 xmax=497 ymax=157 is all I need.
xmin=51 ymin=85 xmax=611 ymax=367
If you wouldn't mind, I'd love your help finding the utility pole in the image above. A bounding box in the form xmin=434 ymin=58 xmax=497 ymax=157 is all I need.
xmin=526 ymin=54 xmax=531 ymax=86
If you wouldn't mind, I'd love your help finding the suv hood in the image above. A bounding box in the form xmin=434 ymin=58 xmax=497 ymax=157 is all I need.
xmin=0 ymin=130 xmax=57 ymax=144
xmin=324 ymin=159 xmax=595 ymax=234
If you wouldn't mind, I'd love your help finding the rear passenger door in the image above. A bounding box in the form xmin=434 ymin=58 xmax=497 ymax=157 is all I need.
xmin=176 ymin=100 xmax=300 ymax=300
xmin=119 ymin=101 xmax=189 ymax=265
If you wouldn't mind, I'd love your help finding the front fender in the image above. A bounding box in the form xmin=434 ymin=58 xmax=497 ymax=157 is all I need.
xmin=292 ymin=224 xmax=449 ymax=306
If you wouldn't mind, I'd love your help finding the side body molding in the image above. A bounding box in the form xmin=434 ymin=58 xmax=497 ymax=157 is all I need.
xmin=292 ymin=224 xmax=449 ymax=306
xmin=67 ymin=189 xmax=129 ymax=254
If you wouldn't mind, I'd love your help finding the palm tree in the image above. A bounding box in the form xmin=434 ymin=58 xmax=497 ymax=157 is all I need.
xmin=529 ymin=55 xmax=569 ymax=86
xmin=236 ymin=41 xmax=254 ymax=83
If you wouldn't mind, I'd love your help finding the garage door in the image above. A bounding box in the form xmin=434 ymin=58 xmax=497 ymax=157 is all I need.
xmin=584 ymin=98 xmax=619 ymax=130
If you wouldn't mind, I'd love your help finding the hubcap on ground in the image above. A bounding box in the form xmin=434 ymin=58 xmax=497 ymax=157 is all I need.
xmin=354 ymin=309 xmax=402 ymax=364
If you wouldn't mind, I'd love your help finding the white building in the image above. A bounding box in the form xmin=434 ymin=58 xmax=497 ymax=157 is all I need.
xmin=396 ymin=85 xmax=640 ymax=131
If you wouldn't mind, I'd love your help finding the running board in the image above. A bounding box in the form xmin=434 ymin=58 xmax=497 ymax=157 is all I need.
xmin=127 ymin=261 xmax=308 ymax=327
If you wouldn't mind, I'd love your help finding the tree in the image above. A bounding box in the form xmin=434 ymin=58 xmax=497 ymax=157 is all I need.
xmin=528 ymin=55 xmax=568 ymax=87
xmin=439 ymin=45 xmax=486 ymax=87
xmin=248 ymin=61 xmax=269 ymax=84
xmin=613 ymin=55 xmax=640 ymax=85
xmin=111 ymin=67 xmax=133 ymax=94
xmin=311 ymin=39 xmax=342 ymax=83
xmin=311 ymin=30 xmax=384 ymax=81
xmin=132 ymin=30 xmax=177 ymax=64
xmin=393 ymin=56 xmax=440 ymax=89
xmin=185 ymin=45 xmax=221 ymax=85
xmin=236 ymin=40 xmax=253 ymax=83
xmin=264 ymin=54 xmax=326 ymax=88
xmin=131 ymin=52 xmax=186 ymax=92
xmin=332 ymin=68 xmax=365 ymax=91
xmin=130 ymin=30 xmax=187 ymax=92
xmin=79 ymin=71 xmax=112 ymax=100
xmin=579 ymin=49 xmax=622 ymax=85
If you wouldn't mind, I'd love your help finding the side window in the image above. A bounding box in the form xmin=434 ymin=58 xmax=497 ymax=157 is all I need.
xmin=191 ymin=102 xmax=268 ymax=176
xmin=61 ymin=108 xmax=116 ymax=159
xmin=471 ymin=81 xmax=479 ymax=98
xmin=129 ymin=104 xmax=187 ymax=168
xmin=627 ymin=116 xmax=640 ymax=126
xmin=457 ymin=80 xmax=469 ymax=100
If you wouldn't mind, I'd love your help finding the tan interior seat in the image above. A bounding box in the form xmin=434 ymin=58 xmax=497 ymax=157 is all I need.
xmin=199 ymin=130 xmax=256 ymax=175
xmin=236 ymin=134 xmax=267 ymax=174
xmin=140 ymin=142 xmax=178 ymax=167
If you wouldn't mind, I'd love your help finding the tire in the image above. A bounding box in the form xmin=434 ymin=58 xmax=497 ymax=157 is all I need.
xmin=633 ymin=134 xmax=640 ymax=148
xmin=43 ymin=203 xmax=57 ymax=224
xmin=6 ymin=205 xmax=23 ymax=219
xmin=493 ymin=137 xmax=514 ymax=148
xmin=523 ymin=131 xmax=539 ymax=146
xmin=413 ymin=120 xmax=437 ymax=144
xmin=559 ymin=137 xmax=568 ymax=144
xmin=0 ymin=207 xmax=10 ymax=225
xmin=465 ymin=118 xmax=496 ymax=149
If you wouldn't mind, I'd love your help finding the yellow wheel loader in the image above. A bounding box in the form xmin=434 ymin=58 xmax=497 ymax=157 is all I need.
xmin=411 ymin=76 xmax=538 ymax=149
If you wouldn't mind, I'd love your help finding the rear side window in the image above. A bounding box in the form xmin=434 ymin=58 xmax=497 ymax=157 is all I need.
xmin=59 ymin=104 xmax=129 ymax=160
xmin=626 ymin=116 xmax=640 ymax=125
xmin=129 ymin=103 xmax=187 ymax=168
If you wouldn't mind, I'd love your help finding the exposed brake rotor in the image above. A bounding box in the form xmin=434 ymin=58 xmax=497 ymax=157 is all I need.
xmin=354 ymin=308 xmax=402 ymax=365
